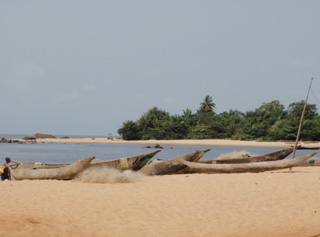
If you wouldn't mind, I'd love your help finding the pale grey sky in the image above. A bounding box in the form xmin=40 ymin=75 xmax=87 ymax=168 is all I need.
xmin=1 ymin=1 xmax=319 ymax=136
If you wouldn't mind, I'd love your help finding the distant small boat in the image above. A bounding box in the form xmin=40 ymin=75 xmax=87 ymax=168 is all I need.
xmin=10 ymin=157 xmax=95 ymax=180
xmin=178 ymin=153 xmax=317 ymax=174
xmin=198 ymin=147 xmax=294 ymax=164
xmin=139 ymin=149 xmax=210 ymax=176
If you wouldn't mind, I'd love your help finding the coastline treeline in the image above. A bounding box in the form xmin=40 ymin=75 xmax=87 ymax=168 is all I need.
xmin=118 ymin=95 xmax=320 ymax=141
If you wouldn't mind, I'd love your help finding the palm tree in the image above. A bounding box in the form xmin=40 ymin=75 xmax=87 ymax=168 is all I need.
xmin=200 ymin=95 xmax=216 ymax=112
xmin=118 ymin=120 xmax=141 ymax=140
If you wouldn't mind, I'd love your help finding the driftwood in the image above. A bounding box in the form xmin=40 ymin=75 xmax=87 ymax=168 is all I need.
xmin=139 ymin=149 xmax=210 ymax=176
xmin=198 ymin=147 xmax=294 ymax=164
xmin=10 ymin=157 xmax=95 ymax=180
xmin=178 ymin=153 xmax=317 ymax=174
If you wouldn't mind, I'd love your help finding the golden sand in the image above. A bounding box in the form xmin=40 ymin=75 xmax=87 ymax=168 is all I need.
xmin=33 ymin=137 xmax=320 ymax=148
xmin=2 ymin=166 xmax=320 ymax=237
xmin=3 ymin=138 xmax=320 ymax=236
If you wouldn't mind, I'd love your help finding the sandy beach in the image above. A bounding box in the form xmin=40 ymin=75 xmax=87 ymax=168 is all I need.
xmin=32 ymin=137 xmax=320 ymax=148
xmin=1 ymin=166 xmax=320 ymax=237
xmin=2 ymin=138 xmax=320 ymax=236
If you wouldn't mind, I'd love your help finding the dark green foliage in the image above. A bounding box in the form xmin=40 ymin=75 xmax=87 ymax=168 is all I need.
xmin=214 ymin=110 xmax=244 ymax=138
xmin=239 ymin=100 xmax=287 ymax=140
xmin=287 ymin=101 xmax=317 ymax=121
xmin=117 ymin=96 xmax=320 ymax=141
xmin=137 ymin=107 xmax=170 ymax=139
xmin=300 ymin=116 xmax=320 ymax=140
xmin=117 ymin=120 xmax=141 ymax=140
xmin=267 ymin=119 xmax=297 ymax=141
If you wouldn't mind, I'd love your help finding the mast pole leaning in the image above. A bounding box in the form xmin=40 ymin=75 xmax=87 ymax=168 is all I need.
xmin=292 ymin=77 xmax=313 ymax=158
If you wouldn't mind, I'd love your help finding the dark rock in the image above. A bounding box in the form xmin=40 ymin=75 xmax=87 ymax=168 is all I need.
xmin=23 ymin=136 xmax=37 ymax=140
xmin=154 ymin=144 xmax=163 ymax=149
xmin=1 ymin=137 xmax=8 ymax=143
xmin=34 ymin=132 xmax=56 ymax=139
xmin=144 ymin=144 xmax=163 ymax=149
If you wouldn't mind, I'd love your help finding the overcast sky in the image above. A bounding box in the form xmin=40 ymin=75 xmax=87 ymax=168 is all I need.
xmin=1 ymin=1 xmax=319 ymax=136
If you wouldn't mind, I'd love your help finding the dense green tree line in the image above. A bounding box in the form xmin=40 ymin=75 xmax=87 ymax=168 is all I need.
xmin=118 ymin=96 xmax=320 ymax=141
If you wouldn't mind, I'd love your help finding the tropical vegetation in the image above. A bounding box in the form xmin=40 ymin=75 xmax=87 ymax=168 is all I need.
xmin=118 ymin=95 xmax=320 ymax=141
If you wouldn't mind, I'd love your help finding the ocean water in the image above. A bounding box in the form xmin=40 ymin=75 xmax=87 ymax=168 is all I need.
xmin=0 ymin=142 xmax=314 ymax=164
xmin=0 ymin=134 xmax=111 ymax=139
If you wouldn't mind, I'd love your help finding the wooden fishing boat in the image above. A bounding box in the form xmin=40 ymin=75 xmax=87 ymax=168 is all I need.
xmin=299 ymin=157 xmax=320 ymax=166
xmin=10 ymin=157 xmax=95 ymax=180
xmin=10 ymin=161 xmax=67 ymax=169
xmin=139 ymin=149 xmax=210 ymax=176
xmin=297 ymin=146 xmax=320 ymax=150
xmin=198 ymin=147 xmax=294 ymax=164
xmin=90 ymin=150 xmax=161 ymax=170
xmin=11 ymin=150 xmax=161 ymax=172
xmin=178 ymin=153 xmax=316 ymax=174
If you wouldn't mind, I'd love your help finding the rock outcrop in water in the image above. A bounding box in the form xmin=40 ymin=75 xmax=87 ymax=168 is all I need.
xmin=34 ymin=132 xmax=56 ymax=139
xmin=143 ymin=144 xmax=163 ymax=149
xmin=1 ymin=137 xmax=26 ymax=144
xmin=1 ymin=132 xmax=56 ymax=144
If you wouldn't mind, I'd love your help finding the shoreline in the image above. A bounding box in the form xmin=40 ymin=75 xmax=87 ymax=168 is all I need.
xmin=29 ymin=138 xmax=320 ymax=148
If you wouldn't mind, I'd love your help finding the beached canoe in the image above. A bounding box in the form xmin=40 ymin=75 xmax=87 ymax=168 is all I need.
xmin=11 ymin=150 xmax=161 ymax=171
xmin=10 ymin=161 xmax=67 ymax=169
xmin=10 ymin=157 xmax=95 ymax=180
xmin=178 ymin=153 xmax=316 ymax=174
xmin=139 ymin=149 xmax=210 ymax=176
xmin=198 ymin=147 xmax=294 ymax=164
xmin=297 ymin=146 xmax=320 ymax=150
xmin=299 ymin=157 xmax=320 ymax=166
xmin=90 ymin=150 xmax=161 ymax=170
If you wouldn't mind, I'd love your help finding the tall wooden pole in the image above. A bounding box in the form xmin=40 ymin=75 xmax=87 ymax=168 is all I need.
xmin=292 ymin=77 xmax=313 ymax=158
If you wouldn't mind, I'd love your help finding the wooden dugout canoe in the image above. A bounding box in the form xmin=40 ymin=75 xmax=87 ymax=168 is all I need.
xmin=10 ymin=157 xmax=95 ymax=180
xmin=139 ymin=149 xmax=210 ymax=176
xmin=178 ymin=152 xmax=317 ymax=174
xmin=297 ymin=146 xmax=320 ymax=150
xmin=198 ymin=147 xmax=294 ymax=164
xmin=299 ymin=157 xmax=320 ymax=166
xmin=10 ymin=161 xmax=67 ymax=169
xmin=90 ymin=150 xmax=161 ymax=170
xmin=11 ymin=150 xmax=161 ymax=171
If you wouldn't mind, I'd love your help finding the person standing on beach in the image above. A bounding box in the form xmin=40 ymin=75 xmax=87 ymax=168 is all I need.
xmin=1 ymin=157 xmax=12 ymax=181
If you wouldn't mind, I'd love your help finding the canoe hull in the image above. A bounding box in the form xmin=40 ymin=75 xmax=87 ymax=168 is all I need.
xmin=11 ymin=150 xmax=161 ymax=172
xmin=90 ymin=150 xmax=161 ymax=170
xmin=139 ymin=149 xmax=210 ymax=176
xmin=179 ymin=153 xmax=317 ymax=174
xmin=11 ymin=157 xmax=95 ymax=180
xmin=199 ymin=147 xmax=294 ymax=164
